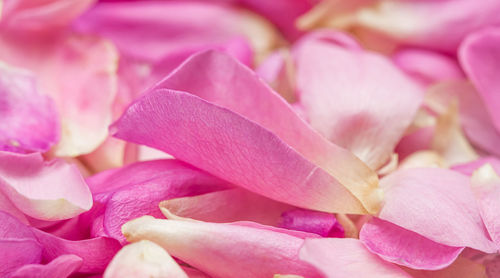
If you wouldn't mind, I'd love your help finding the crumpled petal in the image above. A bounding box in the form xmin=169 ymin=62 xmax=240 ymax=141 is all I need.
xmin=360 ymin=218 xmax=464 ymax=270
xmin=159 ymin=188 xmax=292 ymax=226
xmin=0 ymin=151 xmax=93 ymax=221
xmin=278 ymin=208 xmax=344 ymax=237
xmin=85 ymin=159 xmax=229 ymax=243
xmin=0 ymin=32 xmax=118 ymax=156
xmin=10 ymin=254 xmax=83 ymax=278
xmin=0 ymin=211 xmax=42 ymax=277
xmin=122 ymin=216 xmax=322 ymax=278
xmin=0 ymin=62 xmax=59 ymax=153
xmin=104 ymin=240 xmax=187 ymax=278
xmin=292 ymin=31 xmax=422 ymax=169
xmin=299 ymin=238 xmax=412 ymax=278
xmin=112 ymin=50 xmax=381 ymax=214
xmin=459 ymin=27 xmax=500 ymax=132
xmin=1 ymin=0 xmax=95 ymax=32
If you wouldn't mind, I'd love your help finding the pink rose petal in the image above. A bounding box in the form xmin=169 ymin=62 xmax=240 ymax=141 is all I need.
xmin=278 ymin=208 xmax=345 ymax=237
xmin=112 ymin=50 xmax=381 ymax=214
xmin=10 ymin=254 xmax=83 ymax=278
xmin=452 ymin=157 xmax=500 ymax=176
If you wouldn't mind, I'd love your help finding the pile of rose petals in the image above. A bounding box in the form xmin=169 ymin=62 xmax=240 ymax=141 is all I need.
xmin=1 ymin=0 xmax=500 ymax=277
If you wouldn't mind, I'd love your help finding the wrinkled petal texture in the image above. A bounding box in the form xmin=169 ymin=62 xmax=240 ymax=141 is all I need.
xmin=0 ymin=151 xmax=92 ymax=221
xmin=293 ymin=31 xmax=422 ymax=170
xmin=299 ymin=238 xmax=412 ymax=278
xmin=0 ymin=63 xmax=59 ymax=153
xmin=112 ymin=50 xmax=381 ymax=215
xmin=122 ymin=216 xmax=322 ymax=278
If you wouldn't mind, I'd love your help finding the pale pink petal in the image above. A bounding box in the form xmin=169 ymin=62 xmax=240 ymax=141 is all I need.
xmin=459 ymin=27 xmax=500 ymax=132
xmin=160 ymin=188 xmax=293 ymax=226
xmin=10 ymin=254 xmax=83 ymax=278
xmin=112 ymin=50 xmax=381 ymax=214
xmin=74 ymin=1 xmax=278 ymax=64
xmin=278 ymin=208 xmax=344 ymax=237
xmin=360 ymin=218 xmax=464 ymax=270
xmin=452 ymin=157 xmax=500 ymax=176
xmin=405 ymin=256 xmax=488 ymax=278
xmin=0 ymin=211 xmax=42 ymax=277
xmin=0 ymin=63 xmax=59 ymax=153
xmin=470 ymin=165 xmax=500 ymax=248
xmin=299 ymin=238 xmax=412 ymax=278
xmin=122 ymin=216 xmax=322 ymax=278
xmin=377 ymin=167 xmax=496 ymax=252
xmin=1 ymin=0 xmax=95 ymax=31
xmin=32 ymin=228 xmax=121 ymax=274
xmin=0 ymin=33 xmax=118 ymax=156
xmin=292 ymin=31 xmax=423 ymax=169
xmin=104 ymin=240 xmax=188 ymax=278
xmin=0 ymin=151 xmax=93 ymax=221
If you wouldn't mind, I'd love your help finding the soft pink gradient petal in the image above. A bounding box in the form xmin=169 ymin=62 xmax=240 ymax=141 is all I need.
xmin=122 ymin=216 xmax=322 ymax=278
xmin=0 ymin=33 xmax=118 ymax=156
xmin=452 ymin=157 xmax=500 ymax=176
xmin=360 ymin=218 xmax=464 ymax=270
xmin=292 ymin=31 xmax=422 ymax=169
xmin=10 ymin=254 xmax=83 ymax=278
xmin=104 ymin=240 xmax=188 ymax=278
xmin=299 ymin=238 xmax=412 ymax=278
xmin=112 ymin=50 xmax=381 ymax=214
xmin=0 ymin=151 xmax=92 ymax=221
xmin=160 ymin=188 xmax=293 ymax=226
xmin=459 ymin=27 xmax=500 ymax=132
xmin=378 ymin=167 xmax=496 ymax=253
xmin=1 ymin=0 xmax=95 ymax=31
xmin=0 ymin=63 xmax=59 ymax=153
xmin=278 ymin=208 xmax=344 ymax=237
xmin=32 ymin=228 xmax=121 ymax=274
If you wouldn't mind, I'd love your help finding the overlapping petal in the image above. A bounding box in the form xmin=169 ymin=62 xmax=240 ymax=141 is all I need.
xmin=10 ymin=254 xmax=83 ymax=278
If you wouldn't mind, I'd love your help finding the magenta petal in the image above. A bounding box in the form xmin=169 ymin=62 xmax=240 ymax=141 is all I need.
xmin=0 ymin=63 xmax=59 ymax=153
xmin=360 ymin=218 xmax=464 ymax=270
xmin=112 ymin=50 xmax=381 ymax=214
xmin=31 ymin=228 xmax=121 ymax=274
xmin=0 ymin=151 xmax=92 ymax=221
xmin=299 ymin=238 xmax=412 ymax=278
xmin=279 ymin=208 xmax=345 ymax=237
xmin=459 ymin=27 xmax=500 ymax=132
xmin=10 ymin=254 xmax=83 ymax=278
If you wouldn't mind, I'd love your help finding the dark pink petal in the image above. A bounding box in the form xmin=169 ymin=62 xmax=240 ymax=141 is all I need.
xmin=459 ymin=27 xmax=500 ymax=132
xmin=299 ymin=238 xmax=412 ymax=277
xmin=292 ymin=31 xmax=422 ymax=169
xmin=31 ymin=228 xmax=121 ymax=274
xmin=0 ymin=63 xmax=59 ymax=153
xmin=10 ymin=254 xmax=83 ymax=278
xmin=360 ymin=218 xmax=464 ymax=270
xmin=0 ymin=151 xmax=93 ymax=221
xmin=122 ymin=216 xmax=323 ymax=277
xmin=279 ymin=208 xmax=344 ymax=237
xmin=112 ymin=50 xmax=381 ymax=214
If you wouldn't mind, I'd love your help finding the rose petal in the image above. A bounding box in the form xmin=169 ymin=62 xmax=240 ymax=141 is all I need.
xmin=112 ymin=50 xmax=381 ymax=214
xmin=292 ymin=31 xmax=422 ymax=169
xmin=10 ymin=254 xmax=83 ymax=278
xmin=122 ymin=216 xmax=322 ymax=278
xmin=452 ymin=157 xmax=500 ymax=176
xmin=278 ymin=208 xmax=344 ymax=237
xmin=299 ymin=237 xmax=412 ymax=277
xmin=104 ymin=240 xmax=188 ymax=278
xmin=0 ymin=151 xmax=92 ymax=221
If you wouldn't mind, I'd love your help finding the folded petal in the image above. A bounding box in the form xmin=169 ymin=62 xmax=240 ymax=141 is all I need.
xmin=160 ymin=188 xmax=293 ymax=226
xmin=10 ymin=254 xmax=83 ymax=278
xmin=122 ymin=216 xmax=322 ymax=278
xmin=278 ymin=208 xmax=344 ymax=237
xmin=360 ymin=218 xmax=464 ymax=270
xmin=292 ymin=31 xmax=422 ymax=169
xmin=0 ymin=151 xmax=92 ymax=221
xmin=0 ymin=62 xmax=59 ymax=153
xmin=299 ymin=238 xmax=412 ymax=277
xmin=459 ymin=27 xmax=500 ymax=132
xmin=112 ymin=50 xmax=381 ymax=214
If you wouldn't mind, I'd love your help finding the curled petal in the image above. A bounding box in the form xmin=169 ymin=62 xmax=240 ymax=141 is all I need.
xmin=112 ymin=50 xmax=381 ymax=214
xmin=10 ymin=254 xmax=83 ymax=278
xmin=122 ymin=216 xmax=322 ymax=278
xmin=299 ymin=238 xmax=412 ymax=277
xmin=104 ymin=240 xmax=188 ymax=278
xmin=278 ymin=208 xmax=344 ymax=237
xmin=0 ymin=151 xmax=92 ymax=221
